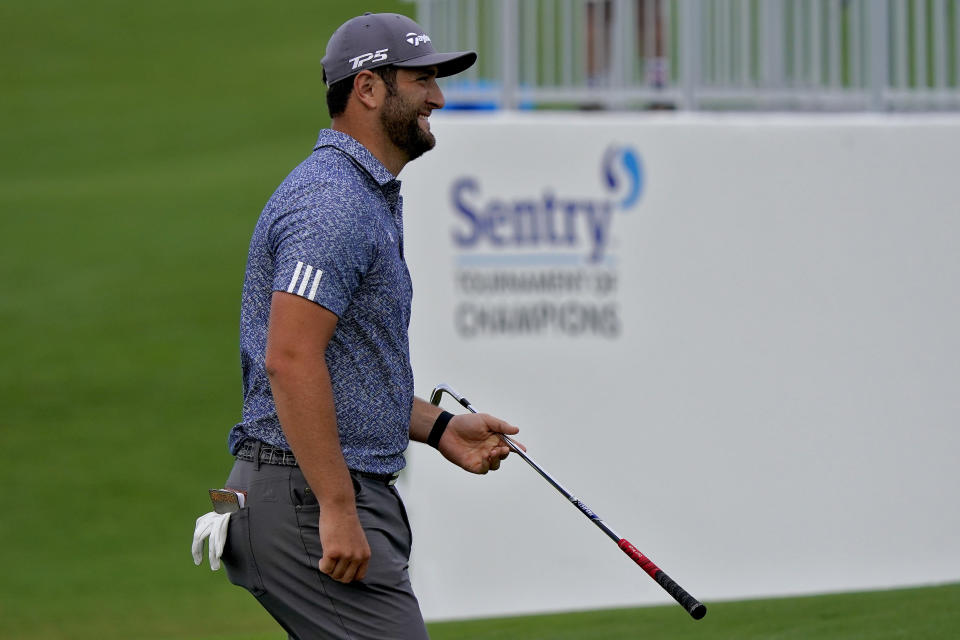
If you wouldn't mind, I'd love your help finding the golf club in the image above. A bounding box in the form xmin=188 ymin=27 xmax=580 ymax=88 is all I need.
xmin=430 ymin=382 xmax=707 ymax=620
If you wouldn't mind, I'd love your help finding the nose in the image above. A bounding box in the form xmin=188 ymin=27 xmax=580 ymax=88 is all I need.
xmin=427 ymin=78 xmax=445 ymax=110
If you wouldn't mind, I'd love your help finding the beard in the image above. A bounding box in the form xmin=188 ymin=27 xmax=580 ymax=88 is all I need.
xmin=380 ymin=92 xmax=436 ymax=162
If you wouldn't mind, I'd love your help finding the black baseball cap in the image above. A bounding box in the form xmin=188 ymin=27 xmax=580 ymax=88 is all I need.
xmin=321 ymin=12 xmax=477 ymax=86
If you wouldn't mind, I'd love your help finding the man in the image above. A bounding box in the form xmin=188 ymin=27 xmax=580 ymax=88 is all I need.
xmin=218 ymin=12 xmax=520 ymax=640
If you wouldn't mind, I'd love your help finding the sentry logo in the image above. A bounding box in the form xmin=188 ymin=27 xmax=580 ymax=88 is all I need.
xmin=349 ymin=48 xmax=389 ymax=70
xmin=603 ymin=146 xmax=643 ymax=209
xmin=405 ymin=32 xmax=431 ymax=46
xmin=449 ymin=145 xmax=644 ymax=263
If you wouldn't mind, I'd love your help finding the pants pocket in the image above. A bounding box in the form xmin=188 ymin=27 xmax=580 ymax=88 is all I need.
xmin=221 ymin=507 xmax=266 ymax=597
xmin=294 ymin=503 xmax=324 ymax=572
xmin=390 ymin=486 xmax=414 ymax=558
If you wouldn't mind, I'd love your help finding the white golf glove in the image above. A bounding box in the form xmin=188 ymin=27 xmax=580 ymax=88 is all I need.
xmin=192 ymin=511 xmax=232 ymax=571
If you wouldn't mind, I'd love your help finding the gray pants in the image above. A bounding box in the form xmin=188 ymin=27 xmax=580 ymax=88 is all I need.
xmin=220 ymin=458 xmax=429 ymax=640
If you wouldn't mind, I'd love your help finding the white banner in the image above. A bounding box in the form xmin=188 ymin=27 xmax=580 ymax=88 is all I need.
xmin=399 ymin=113 xmax=960 ymax=621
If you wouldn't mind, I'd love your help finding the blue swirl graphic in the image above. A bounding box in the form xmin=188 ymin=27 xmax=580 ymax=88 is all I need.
xmin=602 ymin=146 xmax=643 ymax=209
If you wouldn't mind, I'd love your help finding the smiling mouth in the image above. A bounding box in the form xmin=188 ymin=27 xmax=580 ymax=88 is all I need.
xmin=418 ymin=113 xmax=431 ymax=131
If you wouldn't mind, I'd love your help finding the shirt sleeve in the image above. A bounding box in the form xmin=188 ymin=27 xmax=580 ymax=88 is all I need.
xmin=269 ymin=193 xmax=374 ymax=317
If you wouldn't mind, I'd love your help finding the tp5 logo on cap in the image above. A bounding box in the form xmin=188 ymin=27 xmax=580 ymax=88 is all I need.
xmin=349 ymin=49 xmax=389 ymax=70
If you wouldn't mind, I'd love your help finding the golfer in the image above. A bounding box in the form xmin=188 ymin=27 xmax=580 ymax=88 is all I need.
xmin=219 ymin=12 xmax=520 ymax=640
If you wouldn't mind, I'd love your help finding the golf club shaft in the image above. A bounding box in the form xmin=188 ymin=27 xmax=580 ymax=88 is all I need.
xmin=429 ymin=382 xmax=707 ymax=620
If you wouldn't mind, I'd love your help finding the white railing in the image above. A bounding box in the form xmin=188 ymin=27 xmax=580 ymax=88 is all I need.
xmin=413 ymin=0 xmax=960 ymax=110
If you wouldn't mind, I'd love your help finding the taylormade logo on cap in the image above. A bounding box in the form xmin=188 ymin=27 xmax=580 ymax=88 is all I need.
xmin=406 ymin=33 xmax=431 ymax=46
xmin=321 ymin=12 xmax=477 ymax=86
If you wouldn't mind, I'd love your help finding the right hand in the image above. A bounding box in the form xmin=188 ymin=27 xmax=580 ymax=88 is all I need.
xmin=438 ymin=412 xmax=524 ymax=474
xmin=318 ymin=508 xmax=371 ymax=583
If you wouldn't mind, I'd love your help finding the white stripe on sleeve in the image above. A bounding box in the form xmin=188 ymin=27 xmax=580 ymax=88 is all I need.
xmin=297 ymin=265 xmax=313 ymax=296
xmin=307 ymin=269 xmax=323 ymax=301
xmin=287 ymin=261 xmax=304 ymax=293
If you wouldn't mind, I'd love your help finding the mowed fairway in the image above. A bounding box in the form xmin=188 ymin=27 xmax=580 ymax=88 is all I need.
xmin=1 ymin=1 xmax=406 ymax=638
xmin=1 ymin=2 xmax=957 ymax=640
xmin=188 ymin=584 xmax=960 ymax=640
xmin=427 ymin=584 xmax=960 ymax=639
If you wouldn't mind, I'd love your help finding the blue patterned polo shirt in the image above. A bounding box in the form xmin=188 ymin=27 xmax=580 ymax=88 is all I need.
xmin=228 ymin=129 xmax=414 ymax=475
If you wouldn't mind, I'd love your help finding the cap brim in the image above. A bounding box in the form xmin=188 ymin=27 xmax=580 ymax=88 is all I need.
xmin=394 ymin=51 xmax=477 ymax=78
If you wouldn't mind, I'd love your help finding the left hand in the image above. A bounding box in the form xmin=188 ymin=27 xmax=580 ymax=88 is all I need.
xmin=437 ymin=412 xmax=524 ymax=474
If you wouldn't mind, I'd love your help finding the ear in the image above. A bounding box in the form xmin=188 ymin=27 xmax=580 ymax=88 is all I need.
xmin=352 ymin=71 xmax=383 ymax=110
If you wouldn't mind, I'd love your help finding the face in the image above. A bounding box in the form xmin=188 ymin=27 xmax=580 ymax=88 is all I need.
xmin=379 ymin=67 xmax=444 ymax=161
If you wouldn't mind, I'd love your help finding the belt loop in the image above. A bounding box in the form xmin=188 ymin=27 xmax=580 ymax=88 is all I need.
xmin=252 ymin=440 xmax=262 ymax=471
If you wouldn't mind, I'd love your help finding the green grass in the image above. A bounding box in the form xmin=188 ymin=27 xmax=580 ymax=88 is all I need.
xmin=2 ymin=2 xmax=957 ymax=639
xmin=0 ymin=2 xmax=407 ymax=639
xmin=187 ymin=584 xmax=960 ymax=640
xmin=427 ymin=583 xmax=960 ymax=640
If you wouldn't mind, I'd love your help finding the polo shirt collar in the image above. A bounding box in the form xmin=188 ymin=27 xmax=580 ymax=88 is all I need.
xmin=314 ymin=129 xmax=398 ymax=187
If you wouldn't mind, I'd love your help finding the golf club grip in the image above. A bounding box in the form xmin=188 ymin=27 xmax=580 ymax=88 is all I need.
xmin=618 ymin=539 xmax=707 ymax=620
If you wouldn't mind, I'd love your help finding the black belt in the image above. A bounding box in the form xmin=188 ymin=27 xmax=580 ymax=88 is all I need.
xmin=236 ymin=440 xmax=400 ymax=485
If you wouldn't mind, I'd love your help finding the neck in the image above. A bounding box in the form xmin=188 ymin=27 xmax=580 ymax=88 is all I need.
xmin=331 ymin=118 xmax=408 ymax=177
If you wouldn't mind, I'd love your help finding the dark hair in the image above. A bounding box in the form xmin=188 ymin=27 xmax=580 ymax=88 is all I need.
xmin=325 ymin=65 xmax=398 ymax=118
